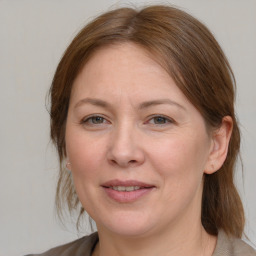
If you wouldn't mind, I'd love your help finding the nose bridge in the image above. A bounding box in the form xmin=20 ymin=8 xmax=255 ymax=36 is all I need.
xmin=107 ymin=119 xmax=144 ymax=167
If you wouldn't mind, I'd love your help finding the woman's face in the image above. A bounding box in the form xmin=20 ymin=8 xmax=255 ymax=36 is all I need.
xmin=65 ymin=43 xmax=214 ymax=237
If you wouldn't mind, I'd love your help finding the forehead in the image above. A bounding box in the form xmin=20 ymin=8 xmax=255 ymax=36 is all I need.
xmin=82 ymin=43 xmax=166 ymax=76
xmin=71 ymin=42 xmax=182 ymax=98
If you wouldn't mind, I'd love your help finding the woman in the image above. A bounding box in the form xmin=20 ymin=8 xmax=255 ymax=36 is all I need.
xmin=27 ymin=5 xmax=255 ymax=256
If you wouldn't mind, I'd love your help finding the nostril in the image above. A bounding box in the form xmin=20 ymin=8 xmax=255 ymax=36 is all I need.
xmin=111 ymin=159 xmax=117 ymax=164
xmin=109 ymin=159 xmax=137 ymax=167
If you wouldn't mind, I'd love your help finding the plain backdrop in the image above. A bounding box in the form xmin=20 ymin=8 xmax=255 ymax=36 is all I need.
xmin=0 ymin=0 xmax=255 ymax=255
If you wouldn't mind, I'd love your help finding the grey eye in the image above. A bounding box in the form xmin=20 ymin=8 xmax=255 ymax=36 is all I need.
xmin=153 ymin=116 xmax=168 ymax=124
xmin=91 ymin=116 xmax=104 ymax=124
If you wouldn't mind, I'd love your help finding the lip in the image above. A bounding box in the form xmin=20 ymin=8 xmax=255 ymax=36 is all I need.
xmin=101 ymin=179 xmax=155 ymax=203
xmin=102 ymin=179 xmax=155 ymax=188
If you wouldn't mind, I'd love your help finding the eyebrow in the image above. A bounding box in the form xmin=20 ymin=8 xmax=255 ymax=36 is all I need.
xmin=139 ymin=99 xmax=186 ymax=110
xmin=74 ymin=98 xmax=111 ymax=109
xmin=74 ymin=97 xmax=186 ymax=111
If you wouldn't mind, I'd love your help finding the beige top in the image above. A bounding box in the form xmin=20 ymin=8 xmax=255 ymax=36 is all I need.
xmin=26 ymin=230 xmax=256 ymax=256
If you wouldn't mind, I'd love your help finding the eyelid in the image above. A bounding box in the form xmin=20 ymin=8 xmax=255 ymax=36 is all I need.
xmin=145 ymin=114 xmax=175 ymax=125
xmin=80 ymin=114 xmax=110 ymax=125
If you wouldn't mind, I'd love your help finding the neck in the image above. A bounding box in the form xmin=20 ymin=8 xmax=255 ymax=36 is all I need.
xmin=93 ymin=220 xmax=216 ymax=256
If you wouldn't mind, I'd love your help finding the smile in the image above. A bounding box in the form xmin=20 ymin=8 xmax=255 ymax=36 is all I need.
xmin=110 ymin=186 xmax=141 ymax=192
xmin=102 ymin=180 xmax=155 ymax=203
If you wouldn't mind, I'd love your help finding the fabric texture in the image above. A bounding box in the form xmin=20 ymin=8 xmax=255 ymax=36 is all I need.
xmin=25 ymin=230 xmax=256 ymax=256
xmin=213 ymin=230 xmax=256 ymax=256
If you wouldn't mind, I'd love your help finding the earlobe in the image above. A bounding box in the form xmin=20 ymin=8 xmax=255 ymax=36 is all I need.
xmin=65 ymin=156 xmax=71 ymax=171
xmin=66 ymin=162 xmax=71 ymax=170
xmin=204 ymin=116 xmax=233 ymax=174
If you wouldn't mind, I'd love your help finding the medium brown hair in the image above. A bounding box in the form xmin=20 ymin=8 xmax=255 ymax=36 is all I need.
xmin=50 ymin=5 xmax=244 ymax=237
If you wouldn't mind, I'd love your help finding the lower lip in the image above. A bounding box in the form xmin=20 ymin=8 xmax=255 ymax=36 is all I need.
xmin=103 ymin=187 xmax=154 ymax=203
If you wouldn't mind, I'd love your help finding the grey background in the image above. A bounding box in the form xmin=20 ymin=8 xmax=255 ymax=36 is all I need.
xmin=0 ymin=0 xmax=255 ymax=255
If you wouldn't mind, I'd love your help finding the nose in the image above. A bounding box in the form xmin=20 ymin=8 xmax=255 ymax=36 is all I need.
xmin=107 ymin=124 xmax=145 ymax=168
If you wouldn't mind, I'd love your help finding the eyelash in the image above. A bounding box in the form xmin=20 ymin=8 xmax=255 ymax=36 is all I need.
xmin=80 ymin=114 xmax=175 ymax=127
xmin=146 ymin=115 xmax=174 ymax=125
xmin=81 ymin=115 xmax=109 ymax=125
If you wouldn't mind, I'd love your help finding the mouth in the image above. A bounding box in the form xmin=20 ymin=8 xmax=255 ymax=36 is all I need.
xmin=101 ymin=180 xmax=155 ymax=203
xmin=109 ymin=186 xmax=142 ymax=192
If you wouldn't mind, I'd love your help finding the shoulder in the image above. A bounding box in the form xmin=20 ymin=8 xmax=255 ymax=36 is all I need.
xmin=25 ymin=232 xmax=98 ymax=256
xmin=231 ymin=238 xmax=256 ymax=256
xmin=213 ymin=230 xmax=256 ymax=256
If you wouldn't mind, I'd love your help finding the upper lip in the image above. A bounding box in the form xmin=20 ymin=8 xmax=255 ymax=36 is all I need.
xmin=101 ymin=179 xmax=155 ymax=188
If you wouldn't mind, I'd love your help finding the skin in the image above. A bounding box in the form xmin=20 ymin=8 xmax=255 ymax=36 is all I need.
xmin=65 ymin=43 xmax=232 ymax=256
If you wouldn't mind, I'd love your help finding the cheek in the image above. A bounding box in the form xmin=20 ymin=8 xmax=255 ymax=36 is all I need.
xmin=148 ymin=134 xmax=209 ymax=187
xmin=65 ymin=130 xmax=106 ymax=179
xmin=65 ymin=131 xmax=106 ymax=212
xmin=149 ymin=135 xmax=208 ymax=217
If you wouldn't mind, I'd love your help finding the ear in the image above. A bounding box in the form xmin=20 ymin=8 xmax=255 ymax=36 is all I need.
xmin=204 ymin=116 xmax=233 ymax=174
xmin=65 ymin=157 xmax=71 ymax=171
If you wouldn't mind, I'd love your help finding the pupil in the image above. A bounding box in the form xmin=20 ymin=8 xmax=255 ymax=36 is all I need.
xmin=92 ymin=116 xmax=103 ymax=123
xmin=155 ymin=117 xmax=165 ymax=124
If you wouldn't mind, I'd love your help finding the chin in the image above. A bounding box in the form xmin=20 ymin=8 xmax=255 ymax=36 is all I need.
xmin=95 ymin=210 xmax=160 ymax=238
xmin=99 ymin=223 xmax=155 ymax=238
